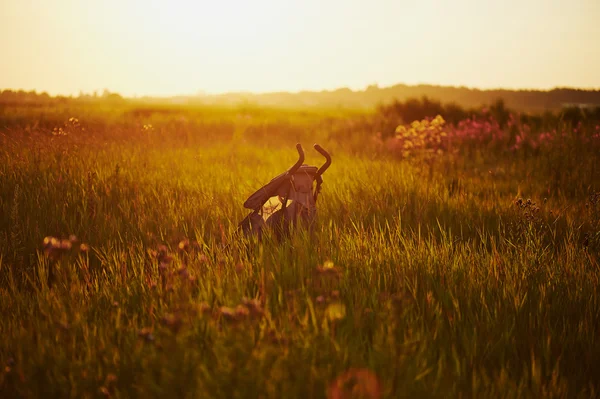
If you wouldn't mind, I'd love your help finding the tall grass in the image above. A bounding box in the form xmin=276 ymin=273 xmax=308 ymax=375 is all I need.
xmin=0 ymin=102 xmax=599 ymax=398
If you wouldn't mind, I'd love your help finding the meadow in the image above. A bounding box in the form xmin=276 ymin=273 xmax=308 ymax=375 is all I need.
xmin=1 ymin=99 xmax=599 ymax=398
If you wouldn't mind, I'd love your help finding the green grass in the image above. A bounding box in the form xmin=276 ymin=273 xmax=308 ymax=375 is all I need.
xmin=0 ymin=103 xmax=599 ymax=398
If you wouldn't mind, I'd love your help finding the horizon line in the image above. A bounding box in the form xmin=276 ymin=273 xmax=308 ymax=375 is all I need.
xmin=2 ymin=81 xmax=600 ymax=99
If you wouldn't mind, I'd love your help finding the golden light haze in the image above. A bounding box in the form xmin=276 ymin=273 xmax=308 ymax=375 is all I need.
xmin=1 ymin=0 xmax=599 ymax=97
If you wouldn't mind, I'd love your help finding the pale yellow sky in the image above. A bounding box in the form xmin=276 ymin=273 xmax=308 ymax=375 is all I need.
xmin=1 ymin=0 xmax=599 ymax=97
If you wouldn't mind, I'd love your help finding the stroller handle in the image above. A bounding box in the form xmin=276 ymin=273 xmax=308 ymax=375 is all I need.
xmin=287 ymin=143 xmax=305 ymax=175
xmin=313 ymin=144 xmax=332 ymax=176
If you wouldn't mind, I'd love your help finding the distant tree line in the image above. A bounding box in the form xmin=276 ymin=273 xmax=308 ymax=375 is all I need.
xmin=365 ymin=84 xmax=600 ymax=112
xmin=196 ymin=84 xmax=600 ymax=111
xmin=0 ymin=89 xmax=123 ymax=105
xmin=2 ymin=84 xmax=600 ymax=111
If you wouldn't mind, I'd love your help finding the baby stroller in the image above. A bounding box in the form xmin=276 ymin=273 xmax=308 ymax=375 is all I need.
xmin=239 ymin=143 xmax=331 ymax=239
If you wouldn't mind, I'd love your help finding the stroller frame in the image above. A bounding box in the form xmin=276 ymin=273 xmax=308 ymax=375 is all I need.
xmin=239 ymin=143 xmax=332 ymax=238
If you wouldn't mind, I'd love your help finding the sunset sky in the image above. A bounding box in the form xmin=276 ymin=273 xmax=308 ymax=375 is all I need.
xmin=1 ymin=0 xmax=599 ymax=97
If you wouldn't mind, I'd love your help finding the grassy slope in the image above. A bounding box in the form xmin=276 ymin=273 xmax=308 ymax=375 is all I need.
xmin=0 ymin=104 xmax=599 ymax=398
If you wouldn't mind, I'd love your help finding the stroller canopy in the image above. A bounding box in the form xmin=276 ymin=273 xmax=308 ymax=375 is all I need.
xmin=243 ymin=165 xmax=318 ymax=210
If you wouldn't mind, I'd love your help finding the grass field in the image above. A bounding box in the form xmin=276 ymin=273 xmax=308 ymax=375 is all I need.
xmin=1 ymin=101 xmax=599 ymax=398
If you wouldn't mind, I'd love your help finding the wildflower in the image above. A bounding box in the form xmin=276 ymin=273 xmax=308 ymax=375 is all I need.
xmin=242 ymin=298 xmax=264 ymax=318
xmin=158 ymin=250 xmax=173 ymax=266
xmin=138 ymin=328 xmax=154 ymax=342
xmin=4 ymin=358 xmax=15 ymax=374
xmin=327 ymin=368 xmax=381 ymax=399
xmin=219 ymin=306 xmax=242 ymax=323
xmin=79 ymin=243 xmax=90 ymax=252
xmin=43 ymin=236 xmax=72 ymax=259
xmin=316 ymin=261 xmax=341 ymax=276
xmin=52 ymin=127 xmax=67 ymax=136
xmin=177 ymin=266 xmax=189 ymax=279
xmin=43 ymin=236 xmax=59 ymax=249
xmin=161 ymin=313 xmax=183 ymax=334
xmin=105 ymin=373 xmax=117 ymax=385
xmin=235 ymin=262 xmax=244 ymax=274
xmin=234 ymin=305 xmax=250 ymax=320
xmin=325 ymin=303 xmax=346 ymax=321
xmin=178 ymin=239 xmax=190 ymax=252
xmin=220 ymin=306 xmax=233 ymax=318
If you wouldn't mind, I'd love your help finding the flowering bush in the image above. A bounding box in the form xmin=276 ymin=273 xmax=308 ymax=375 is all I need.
xmin=387 ymin=115 xmax=447 ymax=158
xmin=383 ymin=113 xmax=600 ymax=159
